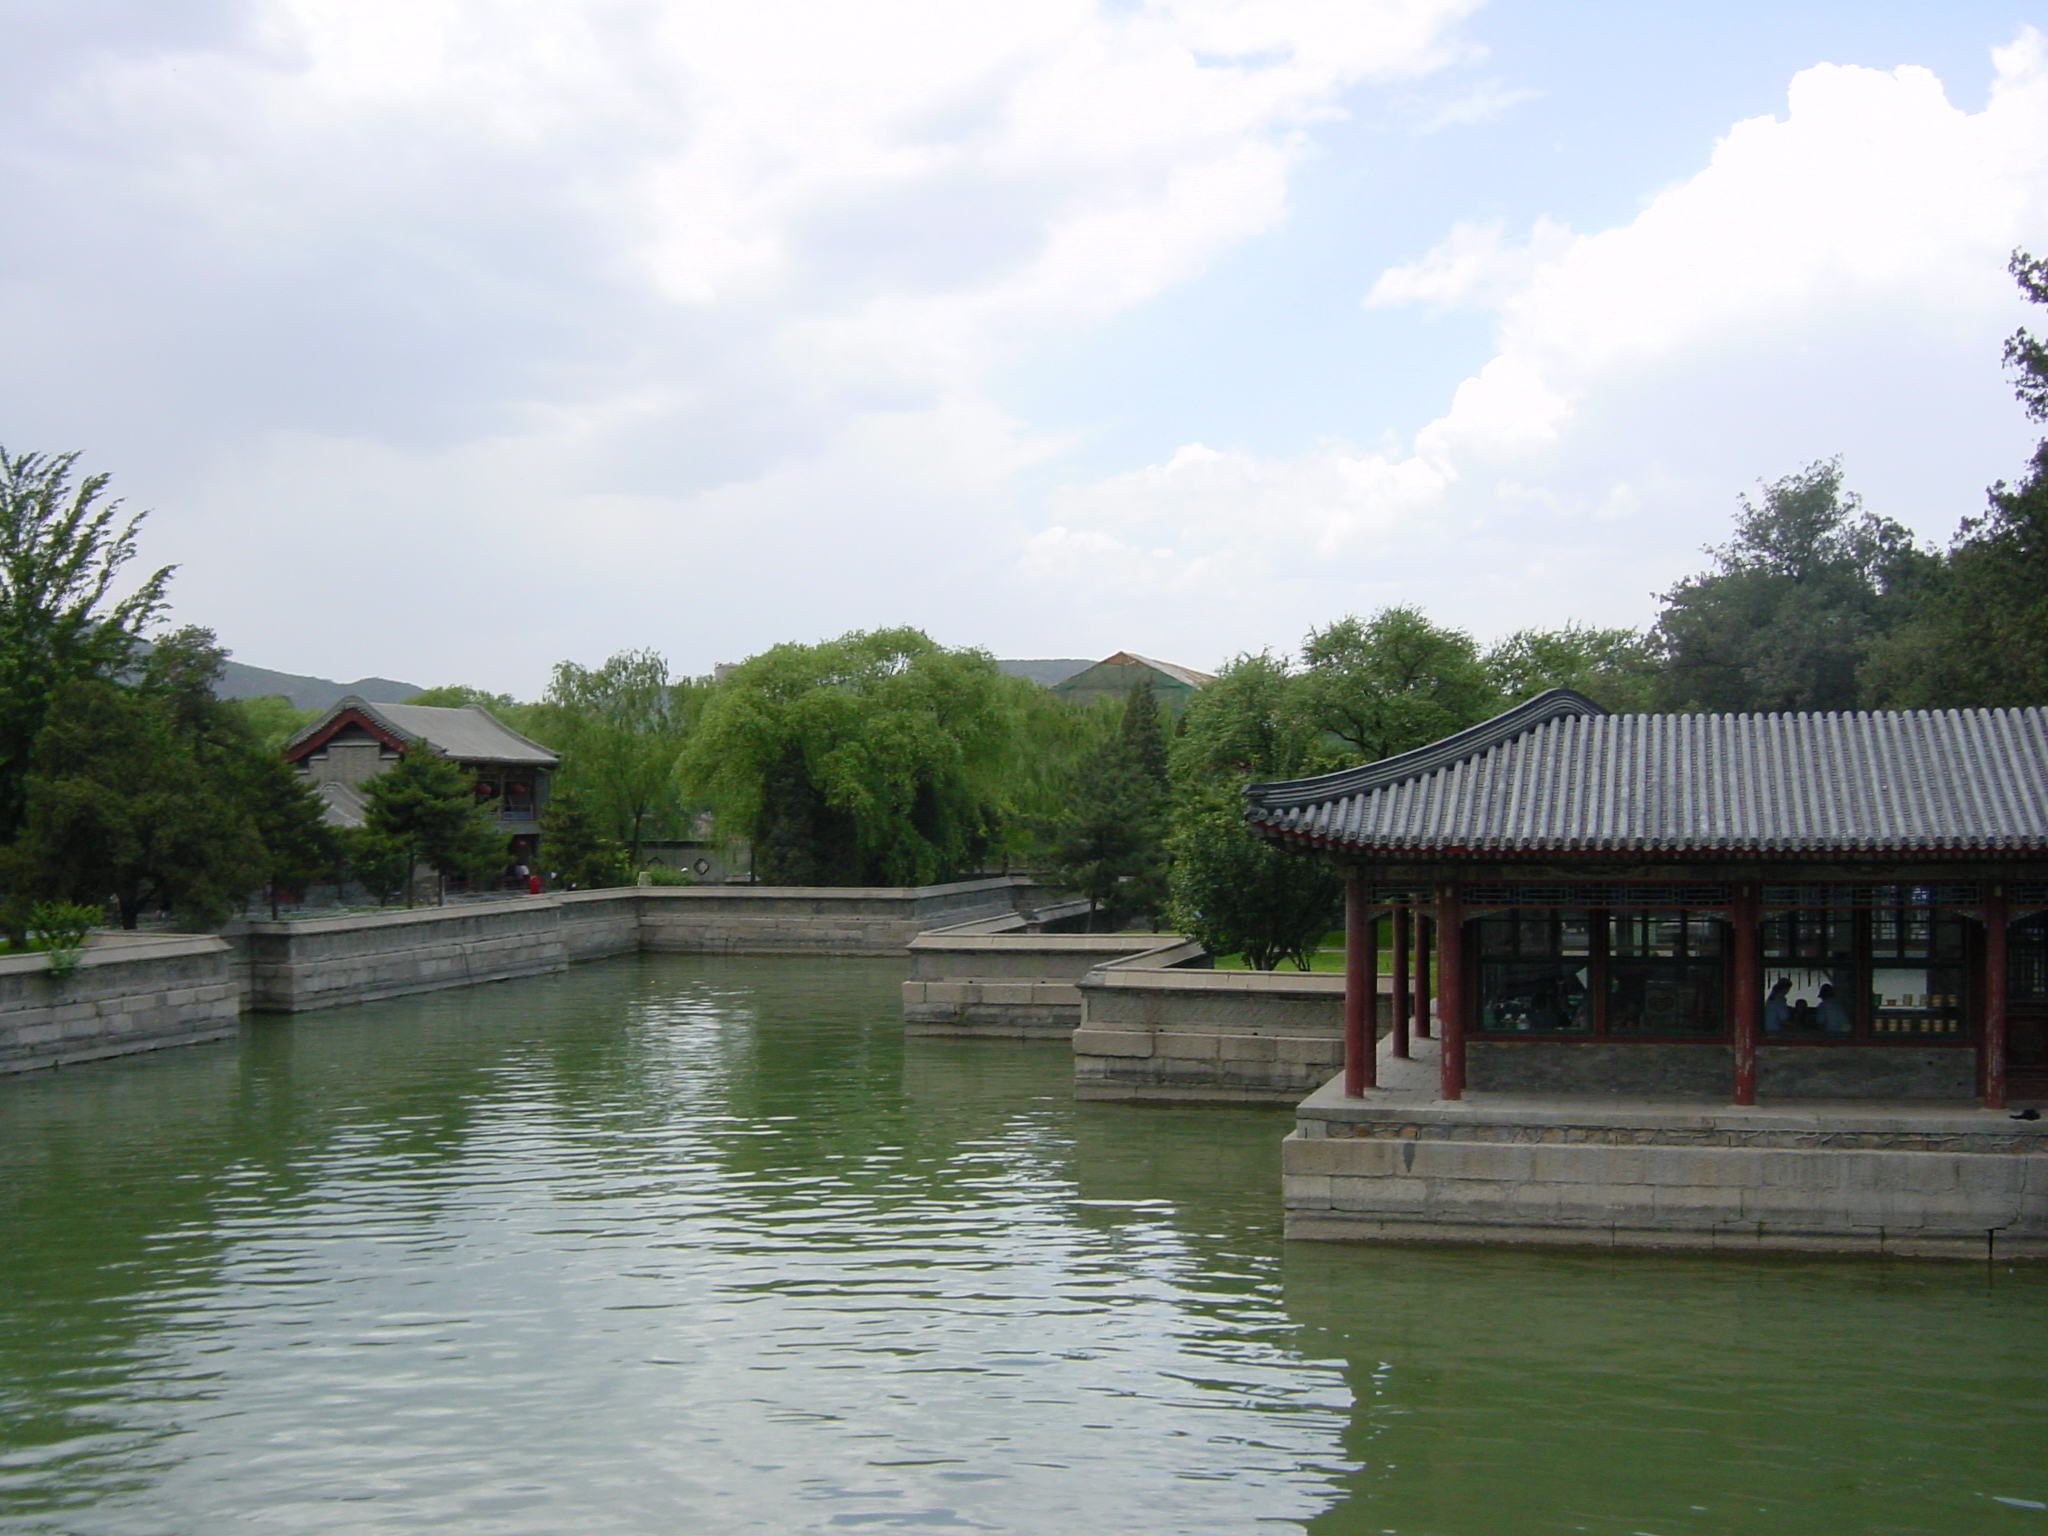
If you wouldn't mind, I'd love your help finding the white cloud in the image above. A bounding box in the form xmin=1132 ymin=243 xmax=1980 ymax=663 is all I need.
xmin=1036 ymin=32 xmax=2048 ymax=651
xmin=1409 ymin=79 xmax=1541 ymax=132
xmin=0 ymin=0 xmax=1482 ymax=686
xmin=1367 ymin=216 xmax=1573 ymax=312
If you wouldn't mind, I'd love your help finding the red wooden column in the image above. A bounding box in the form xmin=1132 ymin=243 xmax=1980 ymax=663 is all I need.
xmin=1731 ymin=885 xmax=1759 ymax=1106
xmin=1344 ymin=877 xmax=1378 ymax=1095
xmin=1415 ymin=916 xmax=1433 ymax=1040
xmin=1390 ymin=905 xmax=1412 ymax=1060
xmin=1437 ymin=885 xmax=1465 ymax=1101
xmin=1986 ymin=886 xmax=2011 ymax=1110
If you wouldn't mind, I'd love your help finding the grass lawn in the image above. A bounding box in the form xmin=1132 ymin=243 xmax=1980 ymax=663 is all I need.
xmin=1208 ymin=926 xmax=1441 ymax=976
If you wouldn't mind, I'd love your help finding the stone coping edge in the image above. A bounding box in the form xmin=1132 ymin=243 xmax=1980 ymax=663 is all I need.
xmin=573 ymin=876 xmax=1035 ymax=902
xmin=1281 ymin=1214 xmax=2048 ymax=1259
xmin=0 ymin=933 xmax=229 ymax=976
xmin=913 ymin=900 xmax=1097 ymax=939
xmin=911 ymin=931 xmax=1180 ymax=953
xmin=1295 ymin=1072 xmax=2048 ymax=1139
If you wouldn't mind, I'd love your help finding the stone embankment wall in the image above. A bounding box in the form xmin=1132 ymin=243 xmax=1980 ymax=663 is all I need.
xmin=903 ymin=907 xmax=1147 ymax=1039
xmin=1 ymin=935 xmax=239 ymax=1075
xmin=234 ymin=898 xmax=573 ymax=1013
xmin=8 ymin=879 xmax=1045 ymax=1068
xmin=1283 ymin=1054 xmax=2047 ymax=1257
xmin=1074 ymin=943 xmax=1354 ymax=1104
xmin=636 ymin=879 xmax=1037 ymax=957
xmin=227 ymin=877 xmax=1041 ymax=1013
xmin=904 ymin=922 xmax=1384 ymax=1104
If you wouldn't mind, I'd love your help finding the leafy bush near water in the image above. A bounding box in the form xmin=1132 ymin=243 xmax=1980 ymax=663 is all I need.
xmin=28 ymin=900 xmax=101 ymax=979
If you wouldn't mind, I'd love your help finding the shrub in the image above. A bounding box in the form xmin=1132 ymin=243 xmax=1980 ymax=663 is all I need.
xmin=28 ymin=900 xmax=101 ymax=979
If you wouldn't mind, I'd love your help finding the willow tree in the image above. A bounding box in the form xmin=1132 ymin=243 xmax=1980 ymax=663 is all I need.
xmin=534 ymin=649 xmax=692 ymax=868
xmin=682 ymin=628 xmax=1026 ymax=887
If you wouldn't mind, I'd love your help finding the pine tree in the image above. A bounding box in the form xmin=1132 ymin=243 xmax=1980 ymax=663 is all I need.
xmin=361 ymin=750 xmax=503 ymax=906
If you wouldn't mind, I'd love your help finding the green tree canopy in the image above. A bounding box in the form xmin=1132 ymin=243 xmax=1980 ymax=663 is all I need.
xmin=1864 ymin=250 xmax=2048 ymax=707
xmin=230 ymin=694 xmax=316 ymax=755
xmin=1294 ymin=607 xmax=1498 ymax=767
xmin=360 ymin=748 xmax=502 ymax=906
xmin=0 ymin=448 xmax=173 ymax=839
xmin=143 ymin=630 xmax=336 ymax=917
xmin=407 ymin=684 xmax=520 ymax=711
xmin=1040 ymin=680 xmax=1170 ymax=926
xmin=7 ymin=629 xmax=288 ymax=929
xmin=1169 ymin=650 xmax=1319 ymax=784
xmin=2005 ymin=246 xmax=2048 ymax=423
xmin=682 ymin=628 xmax=1026 ymax=887
xmin=538 ymin=790 xmax=629 ymax=891
xmin=1653 ymin=459 xmax=1922 ymax=713
xmin=536 ymin=650 xmax=691 ymax=867
xmin=1484 ymin=624 xmax=1660 ymax=713
xmin=1164 ymin=651 xmax=1340 ymax=971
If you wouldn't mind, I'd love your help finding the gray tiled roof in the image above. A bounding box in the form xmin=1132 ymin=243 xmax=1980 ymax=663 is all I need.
xmin=287 ymin=696 xmax=559 ymax=768
xmin=1055 ymin=652 xmax=1216 ymax=691
xmin=313 ymin=780 xmax=368 ymax=829
xmin=1245 ymin=690 xmax=2048 ymax=856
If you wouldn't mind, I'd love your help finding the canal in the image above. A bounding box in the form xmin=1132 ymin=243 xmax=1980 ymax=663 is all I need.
xmin=1 ymin=955 xmax=2042 ymax=1535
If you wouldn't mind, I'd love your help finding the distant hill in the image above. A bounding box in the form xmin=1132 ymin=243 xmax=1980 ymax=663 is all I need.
xmin=212 ymin=657 xmax=1082 ymax=711
xmin=997 ymin=658 xmax=1094 ymax=687
xmin=213 ymin=659 xmax=422 ymax=713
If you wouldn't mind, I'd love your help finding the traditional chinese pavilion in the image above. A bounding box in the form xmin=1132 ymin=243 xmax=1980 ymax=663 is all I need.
xmin=1246 ymin=690 xmax=2048 ymax=1109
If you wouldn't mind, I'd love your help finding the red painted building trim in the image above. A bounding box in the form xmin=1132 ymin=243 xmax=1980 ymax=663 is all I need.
xmin=1986 ymin=886 xmax=2010 ymax=1110
xmin=1391 ymin=906 xmax=1411 ymax=1061
xmin=284 ymin=707 xmax=412 ymax=764
xmin=1415 ymin=916 xmax=1433 ymax=1041
xmin=1731 ymin=885 xmax=1760 ymax=1105
xmin=1438 ymin=886 xmax=1465 ymax=1101
xmin=1343 ymin=878 xmax=1376 ymax=1095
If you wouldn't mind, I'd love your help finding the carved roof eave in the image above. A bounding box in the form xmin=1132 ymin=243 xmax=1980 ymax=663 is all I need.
xmin=1244 ymin=688 xmax=1605 ymax=812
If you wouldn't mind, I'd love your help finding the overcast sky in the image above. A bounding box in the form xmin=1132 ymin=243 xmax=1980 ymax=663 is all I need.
xmin=6 ymin=0 xmax=2046 ymax=695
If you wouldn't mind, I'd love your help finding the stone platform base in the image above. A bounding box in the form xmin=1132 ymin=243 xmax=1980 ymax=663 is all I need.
xmin=1285 ymin=1038 xmax=2048 ymax=1258
xmin=901 ymin=918 xmax=1155 ymax=1039
xmin=904 ymin=988 xmax=1080 ymax=1040
xmin=1072 ymin=942 xmax=1350 ymax=1103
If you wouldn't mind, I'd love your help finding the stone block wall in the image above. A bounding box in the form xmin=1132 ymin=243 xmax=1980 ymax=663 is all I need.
xmin=1466 ymin=1039 xmax=1978 ymax=1099
xmin=1470 ymin=1041 xmax=1731 ymax=1096
xmin=1 ymin=936 xmax=239 ymax=1074
xmin=1758 ymin=1045 xmax=1976 ymax=1099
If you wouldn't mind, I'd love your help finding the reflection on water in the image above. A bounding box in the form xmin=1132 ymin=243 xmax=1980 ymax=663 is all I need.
xmin=0 ymin=955 xmax=2041 ymax=1535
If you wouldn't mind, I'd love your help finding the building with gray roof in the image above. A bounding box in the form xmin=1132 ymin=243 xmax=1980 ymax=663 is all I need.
xmin=1049 ymin=651 xmax=1214 ymax=716
xmin=285 ymin=696 xmax=559 ymax=872
xmin=1246 ymin=689 xmax=2048 ymax=1109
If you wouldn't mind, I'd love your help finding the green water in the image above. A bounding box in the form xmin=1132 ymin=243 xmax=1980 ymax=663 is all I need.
xmin=0 ymin=956 xmax=2041 ymax=1536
